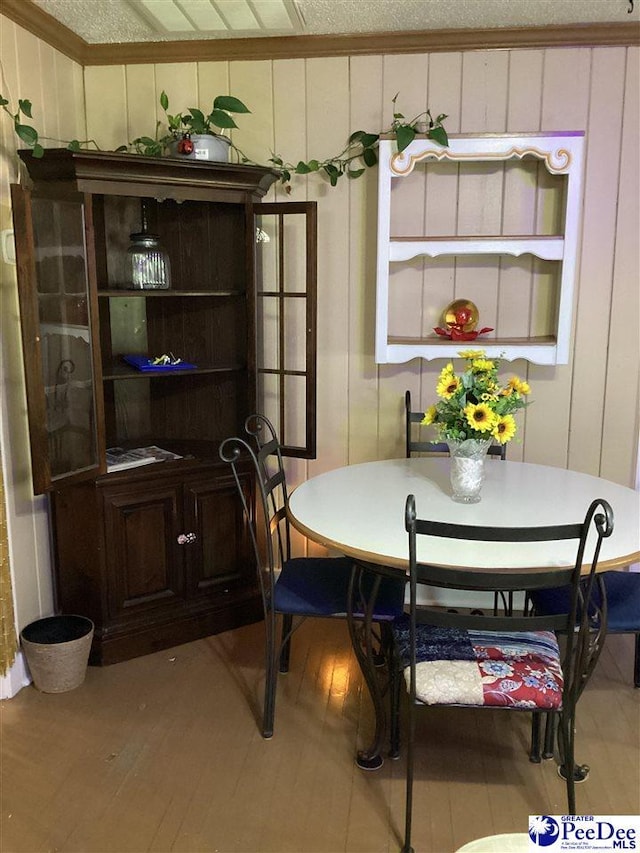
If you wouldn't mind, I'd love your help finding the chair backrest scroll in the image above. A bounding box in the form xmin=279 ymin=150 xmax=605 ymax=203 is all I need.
xmin=219 ymin=428 xmax=289 ymax=619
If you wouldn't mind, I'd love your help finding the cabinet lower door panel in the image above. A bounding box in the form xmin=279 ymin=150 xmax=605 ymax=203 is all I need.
xmin=52 ymin=467 xmax=262 ymax=665
xmin=103 ymin=483 xmax=184 ymax=616
xmin=185 ymin=471 xmax=254 ymax=597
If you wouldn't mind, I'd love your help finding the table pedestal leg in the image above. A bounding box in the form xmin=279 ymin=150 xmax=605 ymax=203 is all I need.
xmin=348 ymin=565 xmax=387 ymax=770
xmin=546 ymin=704 xmax=592 ymax=783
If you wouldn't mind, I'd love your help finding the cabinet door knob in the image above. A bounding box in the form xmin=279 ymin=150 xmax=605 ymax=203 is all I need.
xmin=177 ymin=533 xmax=197 ymax=544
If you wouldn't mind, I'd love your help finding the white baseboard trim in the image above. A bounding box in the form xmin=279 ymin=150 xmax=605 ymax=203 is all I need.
xmin=0 ymin=650 xmax=32 ymax=700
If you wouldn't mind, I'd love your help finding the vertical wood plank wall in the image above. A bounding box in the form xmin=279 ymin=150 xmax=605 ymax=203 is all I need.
xmin=80 ymin=44 xmax=638 ymax=484
xmin=1 ymin=18 xmax=638 ymax=632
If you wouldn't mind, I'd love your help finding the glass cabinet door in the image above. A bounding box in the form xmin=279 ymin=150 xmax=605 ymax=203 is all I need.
xmin=254 ymin=201 xmax=317 ymax=458
xmin=11 ymin=186 xmax=102 ymax=493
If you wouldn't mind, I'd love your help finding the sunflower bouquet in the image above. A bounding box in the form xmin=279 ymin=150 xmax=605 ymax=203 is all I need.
xmin=421 ymin=350 xmax=531 ymax=446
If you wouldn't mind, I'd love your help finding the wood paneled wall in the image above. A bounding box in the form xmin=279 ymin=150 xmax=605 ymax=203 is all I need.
xmin=82 ymin=45 xmax=638 ymax=485
xmin=1 ymin=16 xmax=638 ymax=639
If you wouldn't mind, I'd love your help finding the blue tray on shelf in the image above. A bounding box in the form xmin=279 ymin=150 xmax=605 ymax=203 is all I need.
xmin=123 ymin=355 xmax=197 ymax=372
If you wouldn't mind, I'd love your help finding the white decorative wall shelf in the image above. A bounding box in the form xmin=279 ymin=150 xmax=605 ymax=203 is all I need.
xmin=375 ymin=132 xmax=585 ymax=365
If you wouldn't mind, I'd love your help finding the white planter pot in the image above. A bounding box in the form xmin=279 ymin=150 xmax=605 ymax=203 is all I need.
xmin=170 ymin=134 xmax=231 ymax=163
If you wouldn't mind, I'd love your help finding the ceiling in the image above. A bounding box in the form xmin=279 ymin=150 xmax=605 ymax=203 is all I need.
xmin=31 ymin=0 xmax=639 ymax=45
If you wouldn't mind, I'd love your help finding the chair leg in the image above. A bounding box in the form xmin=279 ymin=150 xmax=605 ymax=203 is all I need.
xmin=262 ymin=611 xmax=280 ymax=738
xmin=402 ymin=697 xmax=415 ymax=853
xmin=263 ymin=645 xmax=277 ymax=739
xmin=389 ymin=682 xmax=401 ymax=760
xmin=557 ymin=709 xmax=576 ymax=816
xmin=634 ymin=633 xmax=640 ymax=688
xmin=530 ymin=710 xmax=556 ymax=761
xmin=493 ymin=590 xmax=514 ymax=616
xmin=543 ymin=712 xmax=556 ymax=759
xmin=529 ymin=712 xmax=542 ymax=763
xmin=388 ymin=635 xmax=401 ymax=759
xmin=279 ymin=613 xmax=294 ymax=673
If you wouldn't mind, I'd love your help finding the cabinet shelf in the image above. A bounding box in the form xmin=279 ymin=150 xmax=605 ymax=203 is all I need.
xmin=375 ymin=132 xmax=585 ymax=365
xmin=389 ymin=235 xmax=564 ymax=262
xmin=102 ymin=362 xmax=246 ymax=380
xmin=98 ymin=290 xmax=245 ymax=298
xmin=98 ymin=438 xmax=222 ymax=469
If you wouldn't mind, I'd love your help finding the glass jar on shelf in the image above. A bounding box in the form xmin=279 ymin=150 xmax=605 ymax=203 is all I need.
xmin=126 ymin=200 xmax=171 ymax=290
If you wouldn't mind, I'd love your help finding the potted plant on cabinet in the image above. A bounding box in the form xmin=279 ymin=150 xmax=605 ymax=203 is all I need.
xmin=1 ymin=90 xmax=448 ymax=186
xmin=127 ymin=91 xmax=251 ymax=162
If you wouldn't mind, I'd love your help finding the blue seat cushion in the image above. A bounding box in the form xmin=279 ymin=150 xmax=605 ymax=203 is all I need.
xmin=530 ymin=571 xmax=640 ymax=633
xmin=392 ymin=616 xmax=563 ymax=709
xmin=274 ymin=557 xmax=405 ymax=620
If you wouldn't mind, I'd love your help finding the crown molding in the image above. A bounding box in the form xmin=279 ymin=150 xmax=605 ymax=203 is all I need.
xmin=2 ymin=0 xmax=639 ymax=68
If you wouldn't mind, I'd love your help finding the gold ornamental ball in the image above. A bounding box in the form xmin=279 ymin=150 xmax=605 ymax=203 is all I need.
xmin=444 ymin=299 xmax=479 ymax=333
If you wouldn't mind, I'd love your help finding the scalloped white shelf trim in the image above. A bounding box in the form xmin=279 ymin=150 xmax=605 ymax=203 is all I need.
xmin=384 ymin=339 xmax=559 ymax=366
xmin=389 ymin=236 xmax=564 ymax=262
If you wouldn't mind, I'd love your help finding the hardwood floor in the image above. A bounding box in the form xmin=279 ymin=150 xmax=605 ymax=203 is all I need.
xmin=1 ymin=620 xmax=638 ymax=852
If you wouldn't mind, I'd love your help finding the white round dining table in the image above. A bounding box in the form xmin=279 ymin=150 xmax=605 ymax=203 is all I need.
xmin=288 ymin=457 xmax=639 ymax=770
xmin=288 ymin=458 xmax=640 ymax=574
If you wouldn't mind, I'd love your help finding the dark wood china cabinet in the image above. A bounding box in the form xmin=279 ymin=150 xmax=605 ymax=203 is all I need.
xmin=11 ymin=150 xmax=317 ymax=664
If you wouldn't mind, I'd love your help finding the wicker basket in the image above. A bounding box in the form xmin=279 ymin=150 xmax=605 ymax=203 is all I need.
xmin=20 ymin=615 xmax=94 ymax=693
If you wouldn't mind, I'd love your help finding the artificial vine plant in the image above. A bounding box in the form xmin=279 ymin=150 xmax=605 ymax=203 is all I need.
xmin=0 ymin=90 xmax=448 ymax=189
xmin=265 ymin=94 xmax=448 ymax=187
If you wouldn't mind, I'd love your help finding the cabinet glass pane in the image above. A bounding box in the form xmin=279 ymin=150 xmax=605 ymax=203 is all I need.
xmin=256 ymin=295 xmax=306 ymax=372
xmin=31 ymin=197 xmax=98 ymax=478
xmin=255 ymin=204 xmax=316 ymax=457
xmin=257 ymin=373 xmax=307 ymax=449
xmin=256 ymin=213 xmax=307 ymax=293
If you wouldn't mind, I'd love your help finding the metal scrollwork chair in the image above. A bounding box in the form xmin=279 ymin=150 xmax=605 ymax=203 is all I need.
xmin=391 ymin=494 xmax=614 ymax=853
xmin=529 ymin=571 xmax=639 ymax=689
xmin=524 ymin=569 xmax=639 ymax=764
xmin=219 ymin=414 xmax=405 ymax=739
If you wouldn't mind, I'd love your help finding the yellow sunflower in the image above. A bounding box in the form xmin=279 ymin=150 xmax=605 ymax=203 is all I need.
xmin=472 ymin=358 xmax=495 ymax=372
xmin=492 ymin=414 xmax=517 ymax=444
xmin=436 ymin=374 xmax=461 ymax=399
xmin=458 ymin=349 xmax=485 ymax=360
xmin=421 ymin=405 xmax=437 ymax=426
xmin=438 ymin=363 xmax=455 ymax=381
xmin=464 ymin=403 xmax=496 ymax=433
xmin=508 ymin=376 xmax=531 ymax=395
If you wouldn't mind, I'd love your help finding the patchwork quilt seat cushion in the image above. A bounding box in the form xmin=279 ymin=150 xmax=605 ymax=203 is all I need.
xmin=393 ymin=618 xmax=563 ymax=709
